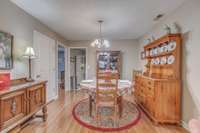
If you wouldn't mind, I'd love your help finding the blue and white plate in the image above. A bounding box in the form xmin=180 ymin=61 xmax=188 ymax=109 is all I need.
xmin=168 ymin=41 xmax=176 ymax=52
xmin=151 ymin=59 xmax=155 ymax=64
xmin=155 ymin=58 xmax=160 ymax=65
xmin=146 ymin=50 xmax=149 ymax=57
xmin=150 ymin=49 xmax=154 ymax=56
xmin=167 ymin=55 xmax=175 ymax=64
xmin=160 ymin=57 xmax=167 ymax=64
xmin=154 ymin=48 xmax=158 ymax=55
xmin=163 ymin=44 xmax=169 ymax=52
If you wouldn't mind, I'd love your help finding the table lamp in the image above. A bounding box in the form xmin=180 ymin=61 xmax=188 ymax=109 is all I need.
xmin=23 ymin=46 xmax=36 ymax=82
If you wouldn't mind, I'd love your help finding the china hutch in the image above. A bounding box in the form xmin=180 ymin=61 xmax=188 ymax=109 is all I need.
xmin=134 ymin=34 xmax=182 ymax=124
xmin=96 ymin=51 xmax=121 ymax=77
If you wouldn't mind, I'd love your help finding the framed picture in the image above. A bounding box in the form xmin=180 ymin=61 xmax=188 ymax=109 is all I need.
xmin=0 ymin=31 xmax=13 ymax=69
xmin=141 ymin=51 xmax=145 ymax=60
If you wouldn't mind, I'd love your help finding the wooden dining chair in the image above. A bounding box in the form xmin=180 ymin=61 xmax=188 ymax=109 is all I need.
xmin=96 ymin=72 xmax=119 ymax=126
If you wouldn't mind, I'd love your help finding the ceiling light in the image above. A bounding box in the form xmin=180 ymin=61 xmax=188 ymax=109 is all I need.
xmin=91 ymin=20 xmax=110 ymax=49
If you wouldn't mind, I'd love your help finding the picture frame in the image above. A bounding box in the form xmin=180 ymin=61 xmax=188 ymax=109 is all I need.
xmin=141 ymin=51 xmax=145 ymax=60
xmin=0 ymin=31 xmax=13 ymax=70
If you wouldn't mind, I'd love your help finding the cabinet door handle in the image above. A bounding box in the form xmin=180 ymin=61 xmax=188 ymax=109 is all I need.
xmin=35 ymin=92 xmax=38 ymax=104
xmin=34 ymin=91 xmax=40 ymax=104
xmin=11 ymin=99 xmax=17 ymax=115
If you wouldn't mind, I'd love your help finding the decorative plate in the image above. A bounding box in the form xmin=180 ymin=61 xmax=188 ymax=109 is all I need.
xmin=160 ymin=57 xmax=167 ymax=64
xmin=154 ymin=48 xmax=158 ymax=55
xmin=163 ymin=44 xmax=169 ymax=53
xmin=167 ymin=55 xmax=175 ymax=64
xmin=151 ymin=59 xmax=155 ymax=64
xmin=150 ymin=49 xmax=153 ymax=56
xmin=156 ymin=58 xmax=160 ymax=65
xmin=168 ymin=41 xmax=176 ymax=52
xmin=152 ymin=49 xmax=155 ymax=56
xmin=156 ymin=47 xmax=161 ymax=54
xmin=160 ymin=46 xmax=164 ymax=53
xmin=146 ymin=50 xmax=149 ymax=57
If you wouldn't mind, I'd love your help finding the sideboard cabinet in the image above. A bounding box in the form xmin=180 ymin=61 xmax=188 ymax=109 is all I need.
xmin=0 ymin=79 xmax=47 ymax=132
xmin=134 ymin=75 xmax=180 ymax=124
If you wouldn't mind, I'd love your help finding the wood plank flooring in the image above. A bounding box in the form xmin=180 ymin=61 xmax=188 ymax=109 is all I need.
xmin=20 ymin=90 xmax=188 ymax=133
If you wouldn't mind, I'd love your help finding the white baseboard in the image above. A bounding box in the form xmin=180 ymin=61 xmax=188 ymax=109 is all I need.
xmin=53 ymin=94 xmax=59 ymax=100
xmin=181 ymin=120 xmax=190 ymax=131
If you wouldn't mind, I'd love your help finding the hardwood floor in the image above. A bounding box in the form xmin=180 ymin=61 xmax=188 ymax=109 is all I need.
xmin=20 ymin=89 xmax=188 ymax=133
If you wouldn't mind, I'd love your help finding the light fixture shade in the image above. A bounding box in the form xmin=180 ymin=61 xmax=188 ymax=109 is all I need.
xmin=23 ymin=46 xmax=36 ymax=59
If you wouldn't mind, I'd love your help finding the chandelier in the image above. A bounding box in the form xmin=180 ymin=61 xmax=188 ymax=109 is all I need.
xmin=91 ymin=20 xmax=110 ymax=48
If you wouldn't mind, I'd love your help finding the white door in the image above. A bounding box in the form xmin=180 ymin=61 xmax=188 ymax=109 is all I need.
xmin=49 ymin=39 xmax=56 ymax=99
xmin=33 ymin=31 xmax=56 ymax=102
xmin=56 ymin=42 xmax=68 ymax=92
xmin=65 ymin=47 xmax=69 ymax=91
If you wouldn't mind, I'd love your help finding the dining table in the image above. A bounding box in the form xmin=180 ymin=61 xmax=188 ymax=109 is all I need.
xmin=80 ymin=79 xmax=133 ymax=117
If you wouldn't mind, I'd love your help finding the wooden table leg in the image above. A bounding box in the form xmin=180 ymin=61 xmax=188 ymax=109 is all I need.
xmin=0 ymin=123 xmax=2 ymax=132
xmin=118 ymin=96 xmax=123 ymax=118
xmin=42 ymin=106 xmax=47 ymax=122
xmin=89 ymin=95 xmax=92 ymax=117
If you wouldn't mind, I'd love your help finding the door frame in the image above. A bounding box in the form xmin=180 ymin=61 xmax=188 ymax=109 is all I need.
xmin=56 ymin=41 xmax=68 ymax=95
xmin=68 ymin=47 xmax=88 ymax=91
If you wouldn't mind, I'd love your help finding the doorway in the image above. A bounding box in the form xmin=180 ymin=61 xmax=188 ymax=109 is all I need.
xmin=69 ymin=48 xmax=86 ymax=90
xmin=58 ymin=45 xmax=65 ymax=91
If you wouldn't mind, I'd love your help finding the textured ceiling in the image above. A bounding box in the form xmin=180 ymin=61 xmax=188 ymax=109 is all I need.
xmin=11 ymin=0 xmax=186 ymax=40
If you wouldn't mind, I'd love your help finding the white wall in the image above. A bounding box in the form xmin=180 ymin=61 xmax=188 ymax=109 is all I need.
xmin=69 ymin=39 xmax=139 ymax=81
xmin=0 ymin=0 xmax=68 ymax=79
xmin=138 ymin=0 xmax=200 ymax=124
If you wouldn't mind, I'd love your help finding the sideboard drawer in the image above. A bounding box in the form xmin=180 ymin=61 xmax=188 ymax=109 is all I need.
xmin=0 ymin=90 xmax=26 ymax=129
xmin=146 ymin=85 xmax=154 ymax=97
xmin=28 ymin=84 xmax=45 ymax=113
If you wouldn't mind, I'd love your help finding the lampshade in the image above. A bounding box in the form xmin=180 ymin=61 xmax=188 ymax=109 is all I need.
xmin=23 ymin=46 xmax=36 ymax=59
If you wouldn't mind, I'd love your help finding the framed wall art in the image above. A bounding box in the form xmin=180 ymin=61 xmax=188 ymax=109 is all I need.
xmin=0 ymin=31 xmax=13 ymax=69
